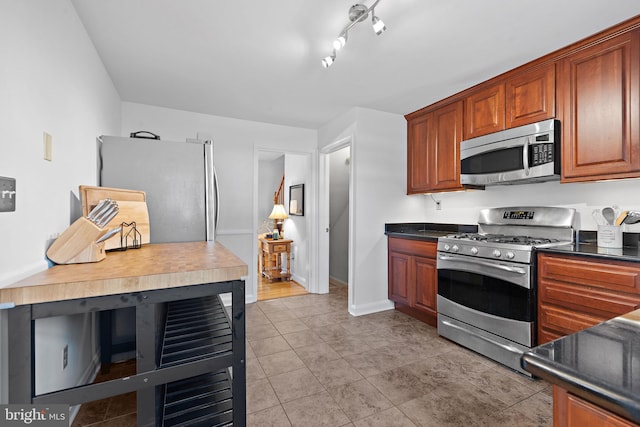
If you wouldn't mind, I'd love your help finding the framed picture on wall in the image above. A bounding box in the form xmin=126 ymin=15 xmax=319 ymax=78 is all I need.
xmin=289 ymin=184 xmax=304 ymax=216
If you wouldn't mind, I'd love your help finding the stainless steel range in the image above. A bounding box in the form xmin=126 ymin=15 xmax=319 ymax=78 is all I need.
xmin=436 ymin=206 xmax=576 ymax=375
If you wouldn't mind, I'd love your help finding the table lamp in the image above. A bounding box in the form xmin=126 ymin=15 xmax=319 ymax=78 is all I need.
xmin=268 ymin=204 xmax=288 ymax=237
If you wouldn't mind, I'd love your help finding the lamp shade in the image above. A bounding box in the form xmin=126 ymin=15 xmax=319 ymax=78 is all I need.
xmin=268 ymin=204 xmax=289 ymax=220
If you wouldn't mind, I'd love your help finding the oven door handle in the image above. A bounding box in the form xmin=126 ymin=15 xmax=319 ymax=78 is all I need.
xmin=441 ymin=320 xmax=523 ymax=355
xmin=437 ymin=255 xmax=527 ymax=275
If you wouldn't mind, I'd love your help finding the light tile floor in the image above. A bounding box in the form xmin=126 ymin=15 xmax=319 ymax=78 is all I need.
xmin=246 ymin=283 xmax=552 ymax=427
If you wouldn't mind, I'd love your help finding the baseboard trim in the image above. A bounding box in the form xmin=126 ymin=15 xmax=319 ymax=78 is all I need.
xmin=349 ymin=299 xmax=394 ymax=317
xmin=329 ymin=276 xmax=347 ymax=287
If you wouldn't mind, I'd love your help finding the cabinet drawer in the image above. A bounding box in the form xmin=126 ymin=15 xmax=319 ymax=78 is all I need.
xmin=388 ymin=237 xmax=436 ymax=258
xmin=539 ymin=254 xmax=640 ymax=294
xmin=539 ymin=303 xmax=605 ymax=336
xmin=539 ymin=279 xmax=640 ymax=318
xmin=271 ymin=244 xmax=288 ymax=253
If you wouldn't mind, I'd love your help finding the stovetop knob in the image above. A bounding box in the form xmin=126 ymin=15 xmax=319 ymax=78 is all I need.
xmin=452 ymin=245 xmax=459 ymax=253
xmin=493 ymin=249 xmax=502 ymax=258
xmin=506 ymin=251 xmax=515 ymax=259
xmin=470 ymin=247 xmax=478 ymax=255
xmin=443 ymin=244 xmax=451 ymax=251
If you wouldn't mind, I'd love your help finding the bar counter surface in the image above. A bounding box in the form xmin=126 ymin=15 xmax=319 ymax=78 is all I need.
xmin=522 ymin=309 xmax=640 ymax=425
xmin=2 ymin=241 xmax=248 ymax=426
xmin=0 ymin=241 xmax=248 ymax=306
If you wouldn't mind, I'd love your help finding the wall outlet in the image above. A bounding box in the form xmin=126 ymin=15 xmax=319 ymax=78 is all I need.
xmin=63 ymin=345 xmax=68 ymax=370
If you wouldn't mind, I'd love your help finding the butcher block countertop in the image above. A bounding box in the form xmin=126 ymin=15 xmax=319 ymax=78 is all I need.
xmin=0 ymin=241 xmax=248 ymax=307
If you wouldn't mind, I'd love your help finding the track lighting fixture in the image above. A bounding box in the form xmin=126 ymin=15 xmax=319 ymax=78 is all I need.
xmin=322 ymin=0 xmax=386 ymax=68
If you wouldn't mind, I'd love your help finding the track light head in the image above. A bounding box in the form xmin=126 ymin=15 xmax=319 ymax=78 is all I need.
xmin=372 ymin=14 xmax=386 ymax=35
xmin=322 ymin=51 xmax=336 ymax=68
xmin=333 ymin=32 xmax=348 ymax=51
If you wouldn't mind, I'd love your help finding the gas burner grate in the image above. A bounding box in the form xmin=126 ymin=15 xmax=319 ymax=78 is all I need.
xmin=448 ymin=233 xmax=562 ymax=246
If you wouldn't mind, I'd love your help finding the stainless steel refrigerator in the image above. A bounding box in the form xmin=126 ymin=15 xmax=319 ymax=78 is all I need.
xmin=97 ymin=134 xmax=219 ymax=361
xmin=97 ymin=134 xmax=218 ymax=243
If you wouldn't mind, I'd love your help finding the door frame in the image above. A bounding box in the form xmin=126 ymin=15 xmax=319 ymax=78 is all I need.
xmin=251 ymin=146 xmax=317 ymax=303
xmin=318 ymin=136 xmax=354 ymax=308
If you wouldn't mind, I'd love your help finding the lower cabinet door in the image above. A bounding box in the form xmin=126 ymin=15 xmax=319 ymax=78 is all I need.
xmin=414 ymin=256 xmax=437 ymax=315
xmin=555 ymin=386 xmax=639 ymax=427
xmin=388 ymin=251 xmax=411 ymax=305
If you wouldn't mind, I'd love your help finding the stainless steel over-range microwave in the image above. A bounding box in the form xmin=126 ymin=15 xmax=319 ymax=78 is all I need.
xmin=460 ymin=119 xmax=560 ymax=186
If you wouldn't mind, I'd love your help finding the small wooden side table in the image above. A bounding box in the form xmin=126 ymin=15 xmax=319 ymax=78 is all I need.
xmin=259 ymin=237 xmax=292 ymax=281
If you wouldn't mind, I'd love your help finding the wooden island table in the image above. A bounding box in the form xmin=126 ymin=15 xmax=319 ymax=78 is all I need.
xmin=0 ymin=241 xmax=248 ymax=426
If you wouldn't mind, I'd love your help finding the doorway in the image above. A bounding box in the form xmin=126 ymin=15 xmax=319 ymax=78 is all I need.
xmin=254 ymin=149 xmax=312 ymax=302
xmin=319 ymin=137 xmax=353 ymax=310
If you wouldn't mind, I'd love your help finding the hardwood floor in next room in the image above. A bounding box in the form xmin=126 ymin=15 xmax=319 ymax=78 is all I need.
xmin=258 ymin=274 xmax=307 ymax=301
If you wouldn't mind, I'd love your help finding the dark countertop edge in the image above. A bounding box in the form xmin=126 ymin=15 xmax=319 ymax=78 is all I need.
xmin=384 ymin=224 xmax=640 ymax=262
xmin=385 ymin=223 xmax=477 ymax=241
xmin=522 ymin=353 xmax=640 ymax=424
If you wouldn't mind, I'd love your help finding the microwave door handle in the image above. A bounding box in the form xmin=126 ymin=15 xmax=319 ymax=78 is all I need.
xmin=523 ymin=136 xmax=530 ymax=176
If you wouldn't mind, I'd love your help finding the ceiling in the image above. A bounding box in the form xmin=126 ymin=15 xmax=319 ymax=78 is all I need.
xmin=71 ymin=0 xmax=640 ymax=130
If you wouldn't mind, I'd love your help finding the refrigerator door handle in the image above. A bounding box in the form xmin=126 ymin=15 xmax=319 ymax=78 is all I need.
xmin=203 ymin=139 xmax=217 ymax=241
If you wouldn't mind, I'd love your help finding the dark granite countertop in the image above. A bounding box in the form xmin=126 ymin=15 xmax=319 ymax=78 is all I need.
xmin=522 ymin=309 xmax=640 ymax=424
xmin=385 ymin=223 xmax=477 ymax=242
xmin=385 ymin=223 xmax=640 ymax=262
xmin=537 ymin=231 xmax=640 ymax=263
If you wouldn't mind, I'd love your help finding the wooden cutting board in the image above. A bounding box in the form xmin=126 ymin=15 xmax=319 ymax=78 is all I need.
xmin=79 ymin=185 xmax=150 ymax=250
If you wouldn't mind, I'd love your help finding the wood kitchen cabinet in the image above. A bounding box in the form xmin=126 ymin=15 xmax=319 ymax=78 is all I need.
xmin=554 ymin=386 xmax=640 ymax=427
xmin=505 ymin=63 xmax=555 ymax=129
xmin=464 ymin=82 xmax=505 ymax=139
xmin=388 ymin=236 xmax=438 ymax=326
xmin=407 ymin=16 xmax=640 ymax=187
xmin=406 ymin=100 xmax=464 ymax=194
xmin=559 ymin=29 xmax=640 ymax=182
xmin=537 ymin=252 xmax=640 ymax=344
xmin=465 ymin=63 xmax=555 ymax=140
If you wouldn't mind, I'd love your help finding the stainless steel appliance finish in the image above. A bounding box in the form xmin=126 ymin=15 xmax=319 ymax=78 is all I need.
xmin=437 ymin=206 xmax=576 ymax=375
xmin=460 ymin=119 xmax=560 ymax=186
xmin=98 ymin=135 xmax=218 ymax=243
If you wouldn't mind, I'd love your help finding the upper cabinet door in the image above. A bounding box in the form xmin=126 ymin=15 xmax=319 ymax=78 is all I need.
xmin=407 ymin=111 xmax=432 ymax=194
xmin=406 ymin=101 xmax=464 ymax=194
xmin=506 ymin=63 xmax=555 ymax=128
xmin=560 ymin=30 xmax=640 ymax=182
xmin=464 ymin=83 xmax=505 ymax=139
xmin=431 ymin=101 xmax=464 ymax=191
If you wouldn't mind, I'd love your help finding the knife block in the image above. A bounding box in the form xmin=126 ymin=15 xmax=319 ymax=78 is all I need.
xmin=47 ymin=217 xmax=108 ymax=264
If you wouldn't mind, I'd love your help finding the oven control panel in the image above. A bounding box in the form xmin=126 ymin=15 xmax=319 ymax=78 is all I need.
xmin=438 ymin=240 xmax=532 ymax=264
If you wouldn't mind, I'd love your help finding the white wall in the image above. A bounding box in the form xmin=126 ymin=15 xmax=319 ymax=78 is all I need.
xmin=319 ymin=108 xmax=425 ymax=315
xmin=329 ymin=147 xmax=350 ymax=284
xmin=284 ymin=153 xmax=312 ymax=287
xmin=415 ymin=179 xmax=640 ymax=232
xmin=0 ymin=0 xmax=121 ymax=403
xmin=121 ymin=102 xmax=317 ymax=302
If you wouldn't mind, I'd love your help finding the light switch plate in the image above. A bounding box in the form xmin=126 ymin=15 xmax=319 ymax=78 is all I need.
xmin=0 ymin=176 xmax=16 ymax=212
xmin=44 ymin=132 xmax=52 ymax=161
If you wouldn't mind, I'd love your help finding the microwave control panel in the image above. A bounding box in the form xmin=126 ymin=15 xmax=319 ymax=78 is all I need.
xmin=531 ymin=143 xmax=554 ymax=166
